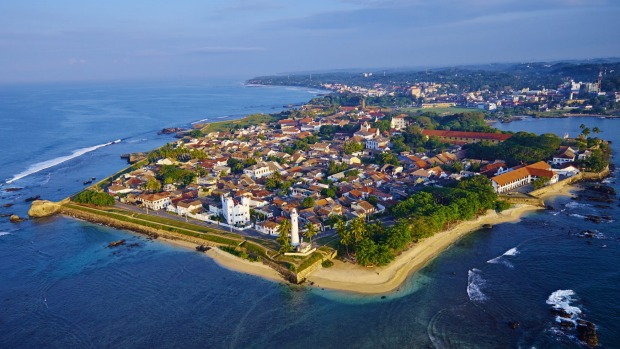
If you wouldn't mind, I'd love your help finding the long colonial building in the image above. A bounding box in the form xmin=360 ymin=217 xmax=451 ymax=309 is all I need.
xmin=491 ymin=161 xmax=558 ymax=193
xmin=421 ymin=130 xmax=512 ymax=145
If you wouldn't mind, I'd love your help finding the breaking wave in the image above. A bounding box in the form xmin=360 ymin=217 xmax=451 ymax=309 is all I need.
xmin=5 ymin=140 xmax=121 ymax=184
xmin=0 ymin=232 xmax=10 ymax=237
xmin=565 ymin=202 xmax=590 ymax=209
xmin=546 ymin=289 xmax=582 ymax=323
xmin=467 ymin=268 xmax=487 ymax=302
xmin=486 ymin=247 xmax=519 ymax=267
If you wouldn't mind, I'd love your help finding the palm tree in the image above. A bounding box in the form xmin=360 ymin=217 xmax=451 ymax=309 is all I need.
xmin=335 ymin=220 xmax=352 ymax=257
xmin=277 ymin=218 xmax=292 ymax=253
xmin=582 ymin=127 xmax=591 ymax=138
xmin=304 ymin=222 xmax=318 ymax=244
xmin=592 ymin=126 xmax=600 ymax=134
xmin=579 ymin=123 xmax=586 ymax=130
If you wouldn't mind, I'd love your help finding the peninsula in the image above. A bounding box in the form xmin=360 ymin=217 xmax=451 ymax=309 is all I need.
xmin=28 ymin=65 xmax=614 ymax=294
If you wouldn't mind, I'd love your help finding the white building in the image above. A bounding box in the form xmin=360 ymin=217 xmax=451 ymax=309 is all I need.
xmin=243 ymin=163 xmax=273 ymax=179
xmin=390 ymin=115 xmax=409 ymax=130
xmin=138 ymin=193 xmax=171 ymax=211
xmin=221 ymin=195 xmax=250 ymax=226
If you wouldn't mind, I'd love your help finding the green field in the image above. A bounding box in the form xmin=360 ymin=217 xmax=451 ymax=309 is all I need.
xmin=200 ymin=113 xmax=279 ymax=133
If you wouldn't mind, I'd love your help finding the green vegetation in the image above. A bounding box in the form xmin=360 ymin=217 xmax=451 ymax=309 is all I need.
xmin=580 ymin=147 xmax=611 ymax=172
xmin=495 ymin=200 xmax=512 ymax=212
xmin=297 ymin=252 xmax=323 ymax=273
xmin=73 ymin=190 xmax=115 ymax=206
xmin=326 ymin=161 xmax=349 ymax=176
xmin=277 ymin=218 xmax=292 ymax=253
xmin=301 ymin=197 xmax=315 ymax=209
xmin=466 ymin=132 xmax=562 ymax=167
xmin=321 ymin=259 xmax=334 ymax=268
xmin=158 ymin=165 xmax=196 ymax=186
xmin=343 ymin=140 xmax=364 ymax=154
xmin=335 ymin=176 xmax=499 ymax=267
xmin=303 ymin=222 xmax=318 ymax=243
xmin=201 ymin=113 xmax=280 ymax=133
xmin=532 ymin=177 xmax=550 ymax=190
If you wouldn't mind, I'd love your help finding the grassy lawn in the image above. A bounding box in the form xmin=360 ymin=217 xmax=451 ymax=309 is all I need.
xmin=200 ymin=113 xmax=279 ymax=133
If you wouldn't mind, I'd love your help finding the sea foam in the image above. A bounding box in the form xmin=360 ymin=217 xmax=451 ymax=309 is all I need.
xmin=467 ymin=268 xmax=487 ymax=302
xmin=6 ymin=140 xmax=121 ymax=184
xmin=486 ymin=247 xmax=519 ymax=267
xmin=546 ymin=289 xmax=582 ymax=318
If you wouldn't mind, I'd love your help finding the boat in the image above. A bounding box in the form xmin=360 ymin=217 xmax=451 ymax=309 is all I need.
xmin=83 ymin=180 xmax=92 ymax=185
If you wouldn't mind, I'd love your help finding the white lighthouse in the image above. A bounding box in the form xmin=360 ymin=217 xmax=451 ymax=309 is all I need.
xmin=290 ymin=209 xmax=300 ymax=247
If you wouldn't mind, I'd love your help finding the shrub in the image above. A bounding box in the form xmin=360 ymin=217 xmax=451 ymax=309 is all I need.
xmin=74 ymin=190 xmax=115 ymax=206
xmin=321 ymin=260 xmax=334 ymax=268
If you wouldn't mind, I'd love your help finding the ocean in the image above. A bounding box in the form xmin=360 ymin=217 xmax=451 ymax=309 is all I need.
xmin=0 ymin=82 xmax=618 ymax=348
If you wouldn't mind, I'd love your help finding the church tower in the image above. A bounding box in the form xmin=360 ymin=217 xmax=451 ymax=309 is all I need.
xmin=290 ymin=209 xmax=300 ymax=247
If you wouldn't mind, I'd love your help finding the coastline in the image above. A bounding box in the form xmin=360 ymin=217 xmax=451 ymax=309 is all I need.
xmin=159 ymin=236 xmax=284 ymax=283
xmin=305 ymin=185 xmax=578 ymax=295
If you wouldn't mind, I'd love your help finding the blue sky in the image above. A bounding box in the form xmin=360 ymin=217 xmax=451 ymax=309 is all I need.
xmin=1 ymin=0 xmax=619 ymax=82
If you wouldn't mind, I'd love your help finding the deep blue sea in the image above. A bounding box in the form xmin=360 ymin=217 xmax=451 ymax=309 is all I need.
xmin=1 ymin=82 xmax=618 ymax=348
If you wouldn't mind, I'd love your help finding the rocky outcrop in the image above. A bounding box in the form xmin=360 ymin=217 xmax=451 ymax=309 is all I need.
xmin=9 ymin=214 xmax=26 ymax=223
xmin=28 ymin=200 xmax=62 ymax=218
xmin=577 ymin=320 xmax=598 ymax=347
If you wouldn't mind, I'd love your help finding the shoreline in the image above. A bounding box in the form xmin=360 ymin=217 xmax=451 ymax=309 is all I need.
xmin=305 ymin=186 xmax=578 ymax=295
xmin=159 ymin=236 xmax=285 ymax=283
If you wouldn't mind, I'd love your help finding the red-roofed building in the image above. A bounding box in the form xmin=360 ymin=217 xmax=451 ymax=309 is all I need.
xmin=421 ymin=130 xmax=512 ymax=145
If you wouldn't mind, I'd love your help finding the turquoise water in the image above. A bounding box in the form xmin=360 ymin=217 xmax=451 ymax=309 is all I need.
xmin=1 ymin=82 xmax=618 ymax=348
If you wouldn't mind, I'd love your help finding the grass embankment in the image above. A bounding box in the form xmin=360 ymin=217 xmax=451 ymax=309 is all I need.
xmin=200 ymin=113 xmax=280 ymax=133
xmin=65 ymin=203 xmax=245 ymax=245
xmin=63 ymin=203 xmax=334 ymax=280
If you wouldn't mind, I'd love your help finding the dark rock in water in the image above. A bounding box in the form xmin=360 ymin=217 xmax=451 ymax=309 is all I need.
xmin=558 ymin=319 xmax=575 ymax=329
xmin=381 ymin=295 xmax=387 ymax=299
xmin=2 ymin=203 xmax=13 ymax=208
xmin=576 ymin=320 xmax=598 ymax=347
xmin=24 ymin=195 xmax=40 ymax=202
xmin=551 ymin=308 xmax=573 ymax=319
xmin=4 ymin=187 xmax=23 ymax=192
xmin=482 ymin=224 xmax=493 ymax=229
xmin=158 ymin=127 xmax=183 ymax=135
xmin=9 ymin=214 xmax=26 ymax=223
xmin=195 ymin=244 xmax=210 ymax=252
xmin=108 ymin=239 xmax=126 ymax=248
xmin=509 ymin=321 xmax=520 ymax=329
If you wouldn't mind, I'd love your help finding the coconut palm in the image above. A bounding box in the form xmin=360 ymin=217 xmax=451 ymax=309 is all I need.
xmin=304 ymin=222 xmax=318 ymax=243
xmin=277 ymin=218 xmax=292 ymax=253
xmin=579 ymin=123 xmax=586 ymax=130
xmin=582 ymin=127 xmax=591 ymax=138
xmin=592 ymin=126 xmax=600 ymax=134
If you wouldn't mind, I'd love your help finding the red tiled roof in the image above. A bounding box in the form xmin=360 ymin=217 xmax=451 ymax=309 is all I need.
xmin=422 ymin=130 xmax=512 ymax=141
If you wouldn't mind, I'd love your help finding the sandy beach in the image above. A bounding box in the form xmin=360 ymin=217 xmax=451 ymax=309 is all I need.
xmin=159 ymin=236 xmax=285 ymax=283
xmin=158 ymin=185 xmax=579 ymax=295
xmin=306 ymin=204 xmax=545 ymax=294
